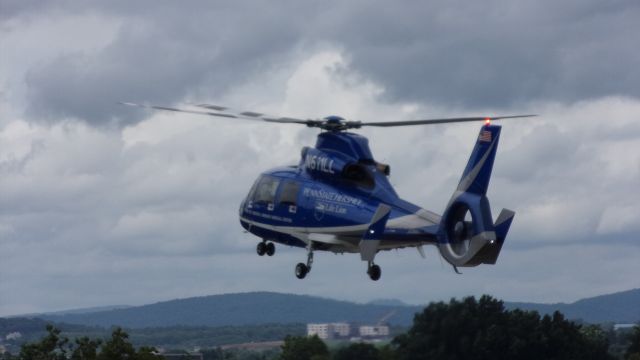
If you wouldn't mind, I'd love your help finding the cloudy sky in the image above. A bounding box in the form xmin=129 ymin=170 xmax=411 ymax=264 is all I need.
xmin=1 ymin=0 xmax=639 ymax=316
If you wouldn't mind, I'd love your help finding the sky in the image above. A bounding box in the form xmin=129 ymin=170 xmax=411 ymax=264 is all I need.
xmin=1 ymin=0 xmax=639 ymax=316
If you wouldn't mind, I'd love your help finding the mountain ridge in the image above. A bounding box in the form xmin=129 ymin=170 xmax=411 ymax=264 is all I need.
xmin=504 ymin=288 xmax=640 ymax=324
xmin=23 ymin=288 xmax=640 ymax=328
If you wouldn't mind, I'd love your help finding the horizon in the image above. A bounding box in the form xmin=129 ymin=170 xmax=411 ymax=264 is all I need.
xmin=6 ymin=287 xmax=638 ymax=318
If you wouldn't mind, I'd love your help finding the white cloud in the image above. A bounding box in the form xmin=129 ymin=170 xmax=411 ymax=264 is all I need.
xmin=597 ymin=205 xmax=640 ymax=235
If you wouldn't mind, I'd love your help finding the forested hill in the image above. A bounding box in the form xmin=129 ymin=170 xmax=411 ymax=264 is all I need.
xmin=505 ymin=288 xmax=640 ymax=324
xmin=39 ymin=292 xmax=422 ymax=328
xmin=33 ymin=289 xmax=640 ymax=328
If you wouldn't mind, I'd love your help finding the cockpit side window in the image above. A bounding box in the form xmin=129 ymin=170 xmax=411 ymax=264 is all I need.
xmin=278 ymin=180 xmax=300 ymax=206
xmin=252 ymin=176 xmax=280 ymax=204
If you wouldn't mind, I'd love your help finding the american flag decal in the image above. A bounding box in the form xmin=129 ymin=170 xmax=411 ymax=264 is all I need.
xmin=479 ymin=130 xmax=492 ymax=142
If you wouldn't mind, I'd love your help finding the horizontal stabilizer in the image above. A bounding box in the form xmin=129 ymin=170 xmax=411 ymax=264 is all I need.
xmin=495 ymin=208 xmax=515 ymax=244
xmin=471 ymin=208 xmax=515 ymax=265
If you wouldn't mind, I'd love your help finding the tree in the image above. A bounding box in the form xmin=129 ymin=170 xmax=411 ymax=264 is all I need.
xmin=332 ymin=342 xmax=379 ymax=360
xmin=71 ymin=336 xmax=102 ymax=360
xmin=135 ymin=347 xmax=164 ymax=360
xmin=21 ymin=326 xmax=163 ymax=360
xmin=20 ymin=324 xmax=70 ymax=360
xmin=97 ymin=328 xmax=163 ymax=360
xmin=97 ymin=328 xmax=136 ymax=360
xmin=626 ymin=325 xmax=640 ymax=360
xmin=377 ymin=344 xmax=397 ymax=360
xmin=279 ymin=335 xmax=328 ymax=360
xmin=392 ymin=295 xmax=613 ymax=360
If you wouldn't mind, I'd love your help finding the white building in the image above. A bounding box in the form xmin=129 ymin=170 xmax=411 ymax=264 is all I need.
xmin=307 ymin=324 xmax=330 ymax=339
xmin=358 ymin=325 xmax=390 ymax=338
xmin=332 ymin=322 xmax=351 ymax=337
xmin=307 ymin=322 xmax=351 ymax=339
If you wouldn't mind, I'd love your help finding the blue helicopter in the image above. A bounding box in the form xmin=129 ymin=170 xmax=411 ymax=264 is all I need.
xmin=122 ymin=102 xmax=534 ymax=280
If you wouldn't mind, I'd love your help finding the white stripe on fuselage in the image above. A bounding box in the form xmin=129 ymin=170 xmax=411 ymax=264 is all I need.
xmin=240 ymin=209 xmax=440 ymax=253
xmin=240 ymin=208 xmax=440 ymax=236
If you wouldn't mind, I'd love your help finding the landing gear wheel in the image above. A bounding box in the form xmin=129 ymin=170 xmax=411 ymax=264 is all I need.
xmin=256 ymin=242 xmax=266 ymax=256
xmin=367 ymin=264 xmax=381 ymax=281
xmin=266 ymin=242 xmax=275 ymax=256
xmin=295 ymin=263 xmax=308 ymax=279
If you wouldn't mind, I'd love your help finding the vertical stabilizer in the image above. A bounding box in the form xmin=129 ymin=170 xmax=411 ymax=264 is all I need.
xmin=457 ymin=125 xmax=502 ymax=195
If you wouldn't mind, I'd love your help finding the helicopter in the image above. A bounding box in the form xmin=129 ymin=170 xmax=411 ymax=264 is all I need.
xmin=122 ymin=102 xmax=534 ymax=281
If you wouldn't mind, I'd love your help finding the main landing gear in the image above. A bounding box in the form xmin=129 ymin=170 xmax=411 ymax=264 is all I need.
xmin=295 ymin=243 xmax=314 ymax=279
xmin=367 ymin=261 xmax=381 ymax=281
xmin=292 ymin=243 xmax=381 ymax=281
xmin=256 ymin=241 xmax=275 ymax=256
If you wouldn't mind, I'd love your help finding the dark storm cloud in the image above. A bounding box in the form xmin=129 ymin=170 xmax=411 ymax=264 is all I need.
xmin=14 ymin=0 xmax=640 ymax=126
xmin=22 ymin=2 xmax=309 ymax=126
xmin=325 ymin=0 xmax=640 ymax=107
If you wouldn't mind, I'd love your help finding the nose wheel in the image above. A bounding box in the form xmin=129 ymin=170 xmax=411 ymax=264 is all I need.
xmin=256 ymin=241 xmax=275 ymax=256
xmin=367 ymin=262 xmax=381 ymax=281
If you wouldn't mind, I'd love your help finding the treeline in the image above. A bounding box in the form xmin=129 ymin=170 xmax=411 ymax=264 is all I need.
xmin=127 ymin=323 xmax=306 ymax=348
xmin=4 ymin=296 xmax=640 ymax=360
xmin=0 ymin=320 xmax=306 ymax=351
xmin=278 ymin=296 xmax=640 ymax=360
xmin=1 ymin=325 xmax=161 ymax=360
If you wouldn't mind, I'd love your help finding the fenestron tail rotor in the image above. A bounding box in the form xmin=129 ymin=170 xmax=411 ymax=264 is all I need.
xmin=120 ymin=102 xmax=536 ymax=131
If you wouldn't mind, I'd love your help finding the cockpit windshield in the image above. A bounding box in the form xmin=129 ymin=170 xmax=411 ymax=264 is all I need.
xmin=252 ymin=176 xmax=280 ymax=204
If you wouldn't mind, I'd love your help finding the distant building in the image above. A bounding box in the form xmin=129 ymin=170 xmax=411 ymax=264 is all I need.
xmin=358 ymin=325 xmax=390 ymax=338
xmin=307 ymin=322 xmax=392 ymax=340
xmin=307 ymin=323 xmax=330 ymax=339
xmin=307 ymin=322 xmax=351 ymax=339
xmin=614 ymin=324 xmax=637 ymax=330
xmin=5 ymin=332 xmax=21 ymax=341
xmin=332 ymin=322 xmax=351 ymax=337
xmin=159 ymin=353 xmax=203 ymax=360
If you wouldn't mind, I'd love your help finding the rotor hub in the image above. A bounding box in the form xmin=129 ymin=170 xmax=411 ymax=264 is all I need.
xmin=324 ymin=115 xmax=345 ymax=124
xmin=317 ymin=115 xmax=361 ymax=131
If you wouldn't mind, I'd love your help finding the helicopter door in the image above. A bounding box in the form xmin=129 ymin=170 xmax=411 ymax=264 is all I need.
xmin=276 ymin=180 xmax=301 ymax=220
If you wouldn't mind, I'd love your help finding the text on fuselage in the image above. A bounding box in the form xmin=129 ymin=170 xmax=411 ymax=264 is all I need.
xmin=304 ymin=154 xmax=335 ymax=174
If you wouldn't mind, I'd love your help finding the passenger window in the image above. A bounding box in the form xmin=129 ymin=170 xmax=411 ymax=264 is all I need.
xmin=278 ymin=181 xmax=300 ymax=205
xmin=253 ymin=176 xmax=280 ymax=204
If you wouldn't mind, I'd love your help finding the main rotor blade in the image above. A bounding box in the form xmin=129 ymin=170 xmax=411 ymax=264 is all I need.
xmin=192 ymin=103 xmax=316 ymax=125
xmin=121 ymin=102 xmax=537 ymax=131
xmin=119 ymin=102 xmax=316 ymax=126
xmin=359 ymin=114 xmax=536 ymax=127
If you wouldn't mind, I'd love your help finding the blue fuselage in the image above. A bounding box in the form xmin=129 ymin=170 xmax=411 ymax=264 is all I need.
xmin=238 ymin=131 xmax=440 ymax=252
